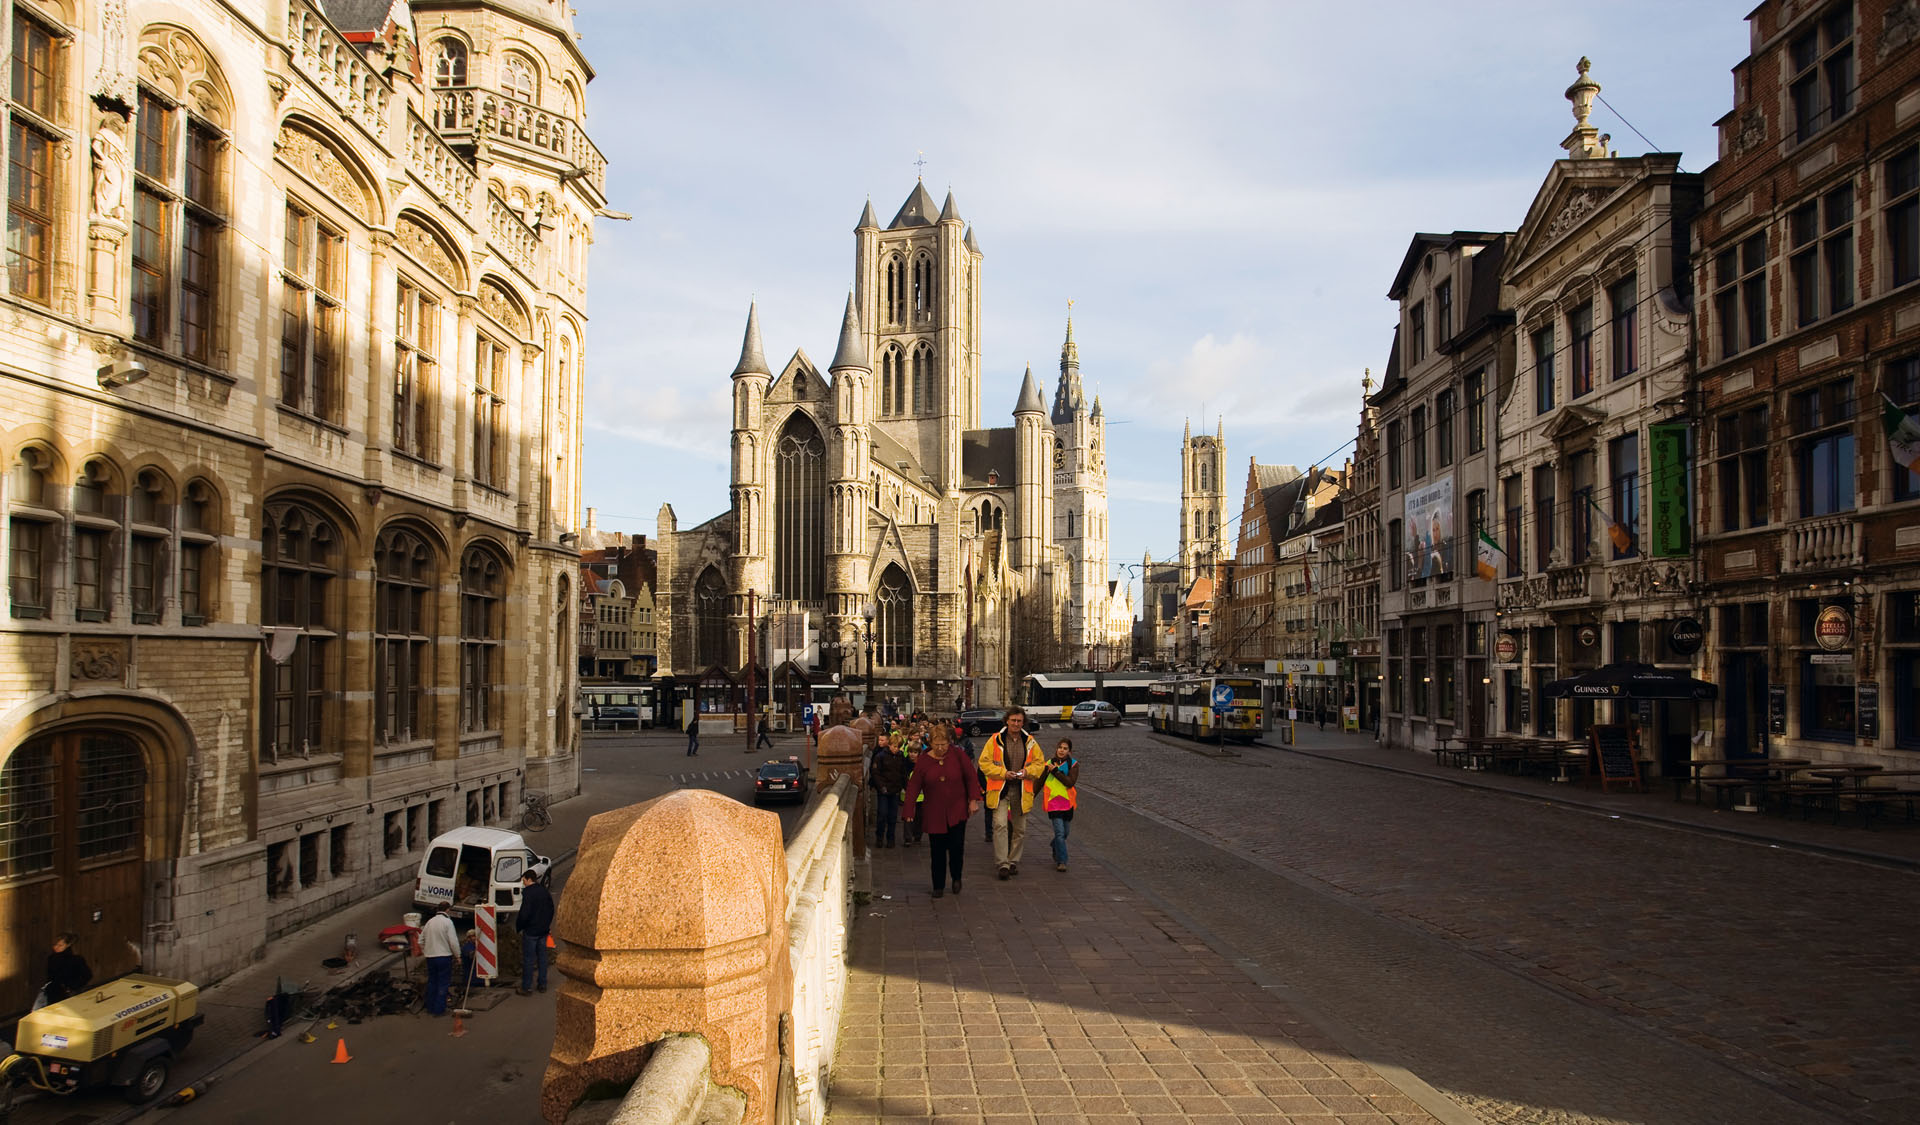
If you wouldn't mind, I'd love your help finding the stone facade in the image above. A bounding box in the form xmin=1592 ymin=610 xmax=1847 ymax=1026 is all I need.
xmin=655 ymin=185 xmax=1113 ymax=712
xmin=0 ymin=0 xmax=602 ymax=1013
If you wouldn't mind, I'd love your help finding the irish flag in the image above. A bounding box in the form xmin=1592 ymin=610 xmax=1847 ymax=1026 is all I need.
xmin=1475 ymin=529 xmax=1503 ymax=581
xmin=1588 ymin=494 xmax=1633 ymax=554
xmin=1884 ymin=397 xmax=1920 ymax=474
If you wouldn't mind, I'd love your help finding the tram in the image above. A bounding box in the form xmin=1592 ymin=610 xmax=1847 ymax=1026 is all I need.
xmin=1026 ymin=672 xmax=1161 ymax=721
xmin=1146 ymin=674 xmax=1266 ymax=742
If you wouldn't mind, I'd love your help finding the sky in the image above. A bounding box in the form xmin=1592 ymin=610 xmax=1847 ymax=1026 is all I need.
xmin=574 ymin=1 xmax=1751 ymax=605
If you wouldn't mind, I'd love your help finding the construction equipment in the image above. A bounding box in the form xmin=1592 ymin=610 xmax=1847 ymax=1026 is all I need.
xmin=0 ymin=974 xmax=203 ymax=1108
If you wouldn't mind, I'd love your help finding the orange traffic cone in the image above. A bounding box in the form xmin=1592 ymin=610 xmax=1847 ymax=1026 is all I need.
xmin=330 ymin=1038 xmax=352 ymax=1064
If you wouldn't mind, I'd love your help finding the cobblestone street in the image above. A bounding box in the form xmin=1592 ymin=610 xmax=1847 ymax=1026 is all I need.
xmin=1060 ymin=724 xmax=1919 ymax=1124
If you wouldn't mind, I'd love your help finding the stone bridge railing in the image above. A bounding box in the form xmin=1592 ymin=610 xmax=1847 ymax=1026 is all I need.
xmin=545 ymin=722 xmax=868 ymax=1125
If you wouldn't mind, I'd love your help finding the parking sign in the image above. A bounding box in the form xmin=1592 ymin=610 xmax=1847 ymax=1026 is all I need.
xmin=802 ymin=703 xmax=815 ymax=724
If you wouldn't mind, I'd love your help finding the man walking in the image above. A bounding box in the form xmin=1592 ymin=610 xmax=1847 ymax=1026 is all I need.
xmin=978 ymin=706 xmax=1045 ymax=879
xmin=755 ymin=714 xmax=774 ymax=749
xmin=420 ymin=903 xmax=458 ymax=1016
xmin=515 ymin=870 xmax=555 ymax=995
xmin=686 ymin=711 xmax=700 ymax=756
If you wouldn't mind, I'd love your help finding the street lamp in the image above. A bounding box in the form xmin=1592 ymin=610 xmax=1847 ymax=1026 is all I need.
xmin=862 ymin=600 xmax=876 ymax=710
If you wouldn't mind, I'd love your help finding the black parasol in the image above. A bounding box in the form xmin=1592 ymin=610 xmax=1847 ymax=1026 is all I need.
xmin=1543 ymin=661 xmax=1718 ymax=701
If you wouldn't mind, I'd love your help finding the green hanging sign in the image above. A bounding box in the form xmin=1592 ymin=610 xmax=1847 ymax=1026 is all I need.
xmin=1648 ymin=422 xmax=1691 ymax=558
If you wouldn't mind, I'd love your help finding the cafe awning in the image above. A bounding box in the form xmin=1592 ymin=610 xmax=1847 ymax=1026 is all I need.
xmin=1544 ymin=661 xmax=1718 ymax=701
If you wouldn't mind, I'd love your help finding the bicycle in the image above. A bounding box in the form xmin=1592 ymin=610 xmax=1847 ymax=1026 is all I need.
xmin=518 ymin=790 xmax=552 ymax=832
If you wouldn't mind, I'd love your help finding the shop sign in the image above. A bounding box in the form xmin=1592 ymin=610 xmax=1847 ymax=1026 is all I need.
xmin=1577 ymin=625 xmax=1600 ymax=648
xmin=1814 ymin=605 xmax=1853 ymax=651
xmin=1495 ymin=631 xmax=1521 ymax=664
xmin=1809 ymin=652 xmax=1853 ymax=665
xmin=1858 ymin=682 xmax=1879 ymax=741
xmin=1518 ymin=687 xmax=1532 ymax=725
xmin=1276 ymin=659 xmax=1341 ymax=677
xmin=1648 ymin=422 xmax=1692 ymax=558
xmin=1668 ymin=617 xmax=1704 ymax=655
xmin=1767 ymin=684 xmax=1787 ymax=735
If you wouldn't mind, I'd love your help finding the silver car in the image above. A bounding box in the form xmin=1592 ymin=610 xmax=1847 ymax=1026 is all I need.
xmin=1070 ymin=700 xmax=1122 ymax=728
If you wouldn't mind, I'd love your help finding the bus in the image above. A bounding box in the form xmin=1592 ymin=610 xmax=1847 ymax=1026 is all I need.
xmin=579 ymin=684 xmax=658 ymax=730
xmin=1026 ymin=672 xmax=1162 ymax=721
xmin=1147 ymin=675 xmax=1265 ymax=743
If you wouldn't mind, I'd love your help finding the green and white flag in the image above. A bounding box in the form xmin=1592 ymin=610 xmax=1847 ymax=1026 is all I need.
xmin=1475 ymin=529 xmax=1503 ymax=581
xmin=1884 ymin=397 xmax=1920 ymax=474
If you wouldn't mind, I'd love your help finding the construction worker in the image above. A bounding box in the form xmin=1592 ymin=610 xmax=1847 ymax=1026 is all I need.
xmin=978 ymin=706 xmax=1045 ymax=879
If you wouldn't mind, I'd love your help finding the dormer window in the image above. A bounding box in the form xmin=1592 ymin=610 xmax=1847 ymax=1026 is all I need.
xmin=1789 ymin=8 xmax=1853 ymax=144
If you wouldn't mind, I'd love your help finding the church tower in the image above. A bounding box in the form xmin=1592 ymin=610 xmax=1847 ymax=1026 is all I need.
xmin=854 ymin=182 xmax=983 ymax=492
xmin=1179 ymin=419 xmax=1230 ymax=585
xmin=729 ymin=302 xmax=771 ymax=601
xmin=1052 ymin=314 xmax=1110 ymax=664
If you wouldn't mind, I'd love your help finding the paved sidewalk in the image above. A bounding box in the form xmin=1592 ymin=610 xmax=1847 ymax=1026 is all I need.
xmin=829 ymin=831 xmax=1448 ymax=1124
xmin=7 ymin=785 xmax=615 ymax=1125
xmin=1266 ymin=725 xmax=1920 ymax=868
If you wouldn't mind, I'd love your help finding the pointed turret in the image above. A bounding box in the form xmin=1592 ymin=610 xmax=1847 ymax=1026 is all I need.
xmin=964 ymin=226 xmax=981 ymax=255
xmin=856 ymin=198 xmax=878 ymax=230
xmin=1090 ymin=394 xmax=1103 ymax=419
xmin=829 ymin=292 xmax=868 ymax=371
xmin=938 ymin=189 xmax=961 ymax=224
xmin=730 ymin=301 xmax=769 ymax=377
xmin=888 ymin=181 xmax=941 ymax=229
xmin=1014 ymin=365 xmax=1046 ymax=416
xmin=1051 ymin=312 xmax=1085 ymax=425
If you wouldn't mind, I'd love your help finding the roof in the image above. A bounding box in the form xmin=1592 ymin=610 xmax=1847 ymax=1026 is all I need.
xmin=857 ymin=199 xmax=878 ymax=230
xmin=1387 ymin=231 xmax=1502 ymax=300
xmin=889 ymin=181 xmax=941 ymax=229
xmin=1253 ymin=463 xmax=1301 ymax=490
xmin=938 ymin=190 xmax=961 ymax=224
xmin=730 ymin=302 xmax=768 ymax=377
xmin=1369 ymin=329 xmax=1403 ymax=405
xmin=320 ymin=0 xmax=401 ymax=32
xmin=829 ymin=293 xmax=867 ymax=370
xmin=1182 ymin=574 xmax=1214 ymax=610
xmin=1014 ymin=366 xmax=1045 ymax=415
xmin=1438 ymin=235 xmax=1515 ymax=354
xmin=871 ymin=426 xmax=927 ymax=482
xmin=961 ymin=428 xmax=1015 ymax=487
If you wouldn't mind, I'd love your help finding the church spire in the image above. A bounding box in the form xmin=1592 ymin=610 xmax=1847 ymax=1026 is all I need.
xmin=938 ymin=189 xmax=961 ymax=224
xmin=856 ymin=198 xmax=877 ymax=231
xmin=830 ymin=292 xmax=868 ymax=371
xmin=1014 ymin=365 xmax=1045 ymax=416
xmin=1051 ymin=306 xmax=1085 ymax=425
xmin=730 ymin=301 xmax=769 ymax=377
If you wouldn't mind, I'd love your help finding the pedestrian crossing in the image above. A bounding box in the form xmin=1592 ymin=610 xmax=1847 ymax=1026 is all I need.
xmin=671 ymin=769 xmax=751 ymax=785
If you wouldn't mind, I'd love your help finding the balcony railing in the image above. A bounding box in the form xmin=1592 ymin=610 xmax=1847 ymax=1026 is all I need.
xmin=429 ymin=85 xmax=607 ymax=196
xmin=488 ymin=191 xmax=540 ymax=276
xmin=1546 ymin=564 xmax=1591 ymax=604
xmin=285 ymin=0 xmax=392 ymax=140
xmin=1784 ymin=516 xmax=1860 ymax=573
xmin=406 ymin=107 xmax=476 ymax=211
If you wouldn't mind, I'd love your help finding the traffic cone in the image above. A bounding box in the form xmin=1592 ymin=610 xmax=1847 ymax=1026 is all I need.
xmin=449 ymin=1009 xmax=468 ymax=1038
xmin=330 ymin=1038 xmax=352 ymax=1064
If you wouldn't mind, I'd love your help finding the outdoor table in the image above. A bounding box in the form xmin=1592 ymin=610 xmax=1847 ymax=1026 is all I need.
xmin=1431 ymin=734 xmax=1467 ymax=768
xmin=1681 ymin=758 xmax=1813 ymax=804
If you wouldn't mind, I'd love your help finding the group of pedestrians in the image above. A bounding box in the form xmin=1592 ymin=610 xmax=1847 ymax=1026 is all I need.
xmin=867 ymin=706 xmax=1080 ymax=898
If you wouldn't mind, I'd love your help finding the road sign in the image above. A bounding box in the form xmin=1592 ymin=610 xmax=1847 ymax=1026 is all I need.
xmin=802 ymin=703 xmax=815 ymax=724
xmin=475 ymin=905 xmax=498 ymax=980
xmin=1211 ymin=683 xmax=1234 ymax=713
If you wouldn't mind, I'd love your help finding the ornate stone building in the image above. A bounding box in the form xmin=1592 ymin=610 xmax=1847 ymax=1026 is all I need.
xmin=0 ymin=0 xmax=602 ymax=1014
xmin=655 ymin=184 xmax=1110 ymax=711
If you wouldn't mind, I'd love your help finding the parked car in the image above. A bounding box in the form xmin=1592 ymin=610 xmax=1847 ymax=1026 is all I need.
xmin=1070 ymin=700 xmax=1123 ymax=728
xmin=753 ymin=757 xmax=811 ymax=805
xmin=957 ymin=708 xmax=1043 ymax=737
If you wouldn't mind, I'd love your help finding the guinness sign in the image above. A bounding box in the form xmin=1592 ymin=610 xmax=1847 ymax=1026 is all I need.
xmin=1668 ymin=616 xmax=1704 ymax=656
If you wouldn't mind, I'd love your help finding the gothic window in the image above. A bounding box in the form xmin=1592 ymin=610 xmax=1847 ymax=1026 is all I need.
xmin=1199 ymin=456 xmax=1211 ymax=492
xmin=880 ymin=346 xmax=903 ymax=415
xmin=911 ymin=342 xmax=934 ymax=414
xmin=133 ymin=85 xmax=226 ymax=364
xmin=70 ymin=460 xmax=117 ymax=623
xmin=774 ymin=413 xmax=825 ymax=600
xmin=473 ymin=333 xmax=508 ymax=489
xmin=281 ymin=201 xmax=344 ymax=419
xmin=884 ymin=253 xmax=905 ymax=326
xmin=394 ymin=279 xmax=439 ymax=459
xmin=460 ymin=544 xmax=506 ymax=732
xmin=694 ymin=566 xmax=729 ymax=668
xmin=6 ymin=8 xmax=63 ymax=305
xmin=375 ymin=527 xmax=433 ymax=744
xmin=1067 ymin=510 xmax=1077 ymax=537
xmin=262 ymin=500 xmax=337 ymax=761
xmin=430 ymin=38 xmax=467 ymax=86
xmin=875 ymin=565 xmax=912 ymax=666
xmin=912 ymin=252 xmax=935 ymax=320
xmin=128 ymin=469 xmax=170 ymax=625
xmin=501 ymin=52 xmax=539 ymax=104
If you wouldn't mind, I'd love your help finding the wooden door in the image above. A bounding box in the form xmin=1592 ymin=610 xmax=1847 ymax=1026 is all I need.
xmin=0 ymin=731 xmax=147 ymax=1016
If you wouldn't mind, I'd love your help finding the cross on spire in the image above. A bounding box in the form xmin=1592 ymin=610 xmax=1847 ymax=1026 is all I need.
xmin=913 ymin=150 xmax=928 ymax=179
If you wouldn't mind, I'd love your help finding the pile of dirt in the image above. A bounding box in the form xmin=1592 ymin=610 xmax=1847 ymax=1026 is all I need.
xmin=299 ymin=969 xmax=419 ymax=1024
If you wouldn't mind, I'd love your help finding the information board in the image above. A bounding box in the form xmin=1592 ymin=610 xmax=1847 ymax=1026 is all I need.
xmin=1858 ymin=682 xmax=1879 ymax=741
xmin=1767 ymin=684 xmax=1787 ymax=736
xmin=1588 ymin=723 xmax=1641 ymax=792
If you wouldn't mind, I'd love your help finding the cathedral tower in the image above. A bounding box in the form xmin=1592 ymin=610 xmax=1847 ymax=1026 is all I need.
xmin=1052 ymin=315 xmax=1110 ymax=663
xmin=1180 ymin=419 xmax=1230 ymax=585
xmin=729 ymin=302 xmax=771 ymax=600
xmin=826 ymin=294 xmax=874 ymax=635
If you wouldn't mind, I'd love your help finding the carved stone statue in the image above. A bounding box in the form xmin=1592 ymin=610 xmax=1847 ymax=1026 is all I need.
xmin=90 ymin=130 xmax=127 ymax=222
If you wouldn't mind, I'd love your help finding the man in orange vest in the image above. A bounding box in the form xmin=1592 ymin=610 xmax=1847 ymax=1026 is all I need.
xmin=978 ymin=706 xmax=1045 ymax=879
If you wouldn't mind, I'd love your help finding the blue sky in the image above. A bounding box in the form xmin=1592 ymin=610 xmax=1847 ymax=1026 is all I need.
xmin=575 ymin=1 xmax=1750 ymax=601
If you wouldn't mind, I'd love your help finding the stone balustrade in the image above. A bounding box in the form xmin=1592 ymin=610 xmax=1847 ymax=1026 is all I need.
xmin=1546 ymin=564 xmax=1592 ymax=604
xmin=549 ymin=771 xmax=861 ymax=1125
xmin=1784 ymin=516 xmax=1860 ymax=573
xmin=285 ymin=0 xmax=391 ymax=140
xmin=430 ymin=85 xmax=608 ymax=196
xmin=489 ymin=191 xmax=541 ymax=276
xmin=407 ymin=108 xmax=477 ymax=212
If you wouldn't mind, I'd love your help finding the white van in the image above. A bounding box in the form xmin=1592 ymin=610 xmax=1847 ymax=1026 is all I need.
xmin=413 ymin=827 xmax=551 ymax=917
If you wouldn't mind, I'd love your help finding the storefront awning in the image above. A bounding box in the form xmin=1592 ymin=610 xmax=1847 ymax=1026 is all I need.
xmin=1544 ymin=662 xmax=1717 ymax=701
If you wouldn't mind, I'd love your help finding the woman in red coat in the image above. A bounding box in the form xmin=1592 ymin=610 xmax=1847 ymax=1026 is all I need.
xmin=903 ymin=725 xmax=982 ymax=898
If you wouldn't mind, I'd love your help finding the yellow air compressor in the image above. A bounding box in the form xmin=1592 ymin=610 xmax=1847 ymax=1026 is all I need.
xmin=2 ymin=974 xmax=203 ymax=1110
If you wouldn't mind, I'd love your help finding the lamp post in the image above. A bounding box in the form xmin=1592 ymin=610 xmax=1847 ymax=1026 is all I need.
xmin=862 ymin=600 xmax=876 ymax=712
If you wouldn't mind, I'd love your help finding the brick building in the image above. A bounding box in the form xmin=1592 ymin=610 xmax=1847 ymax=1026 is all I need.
xmin=0 ymin=0 xmax=603 ymax=1014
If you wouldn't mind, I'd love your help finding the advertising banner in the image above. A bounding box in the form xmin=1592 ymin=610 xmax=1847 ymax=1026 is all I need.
xmin=1649 ymin=422 xmax=1691 ymax=558
xmin=1404 ymin=477 xmax=1455 ymax=580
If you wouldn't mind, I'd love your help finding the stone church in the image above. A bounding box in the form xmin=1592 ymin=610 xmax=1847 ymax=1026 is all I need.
xmin=656 ymin=182 xmax=1113 ymax=710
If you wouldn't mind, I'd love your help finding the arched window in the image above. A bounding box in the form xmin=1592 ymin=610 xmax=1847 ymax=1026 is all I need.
xmin=884 ymin=253 xmax=905 ymax=326
xmin=394 ymin=277 xmax=439 ymax=459
xmin=431 ymin=39 xmax=467 ymax=86
xmin=774 ymin=414 xmax=825 ymax=600
xmin=501 ymin=52 xmax=538 ymax=103
xmin=129 ymin=469 xmax=171 ymax=624
xmin=1066 ymin=509 xmax=1077 ymax=538
xmin=71 ymin=459 xmax=119 ymax=622
xmin=6 ymin=8 xmax=67 ymax=306
xmin=132 ymin=31 xmax=231 ymax=366
xmin=7 ymin=446 xmax=57 ymax=618
xmin=880 ymin=347 xmax=903 ymax=415
xmin=179 ymin=480 xmax=216 ymax=624
xmin=1199 ymin=457 xmax=1211 ymax=491
xmin=911 ymin=343 xmax=934 ymax=414
xmin=375 ymin=527 xmax=434 ymax=743
xmin=875 ymin=566 xmax=912 ymax=667
xmin=262 ymin=500 xmax=337 ymax=761
xmin=912 ymin=253 xmax=935 ymax=319
xmin=694 ymin=566 xmax=729 ymax=668
xmin=460 ymin=545 xmax=505 ymax=732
